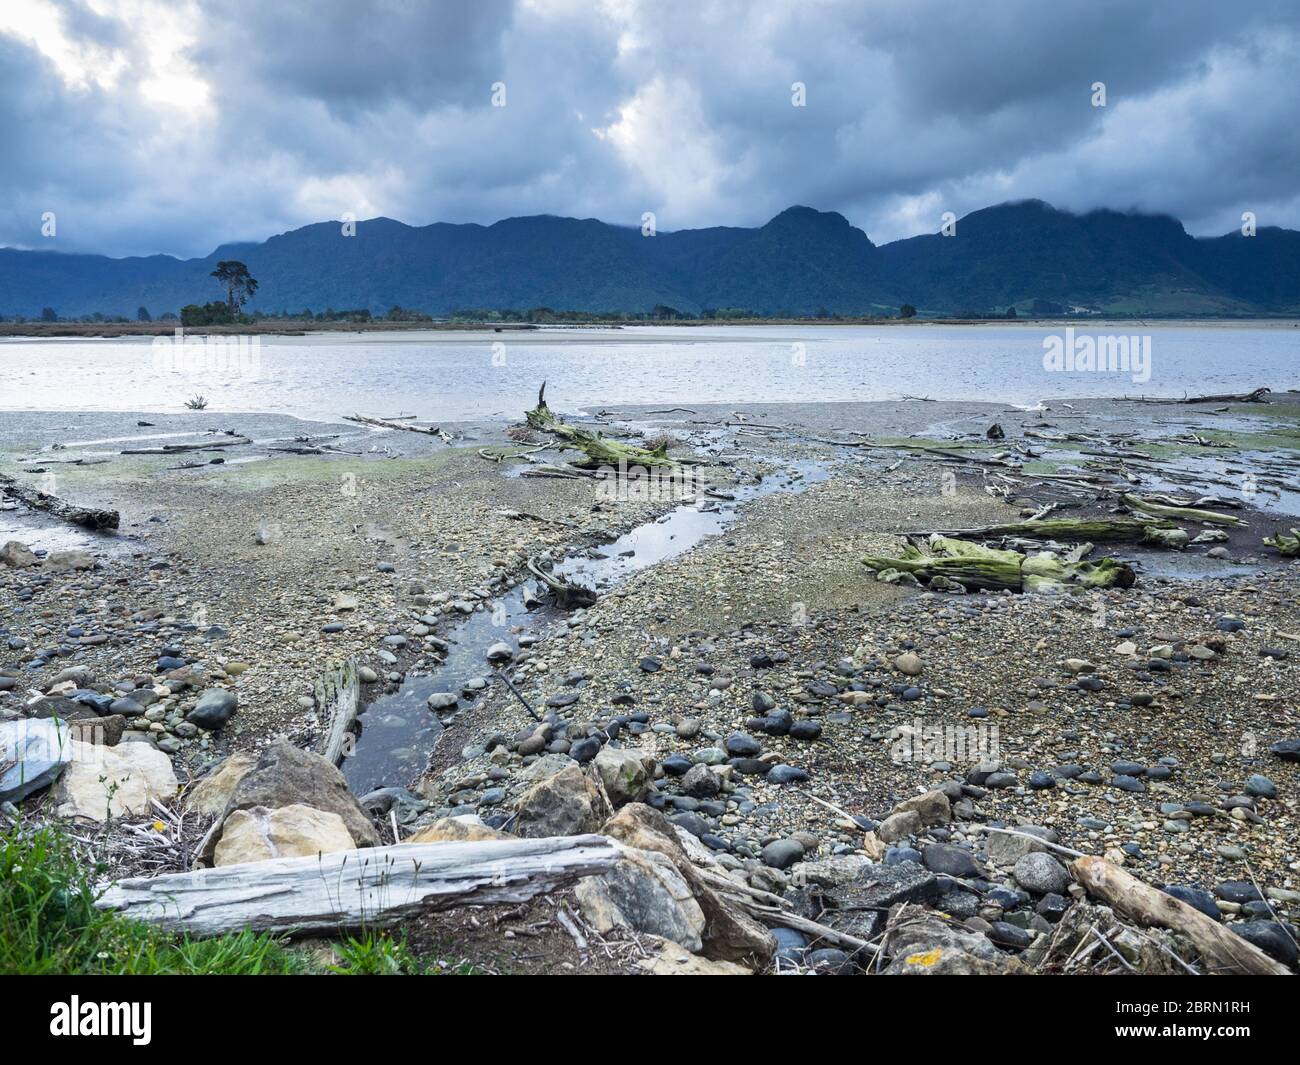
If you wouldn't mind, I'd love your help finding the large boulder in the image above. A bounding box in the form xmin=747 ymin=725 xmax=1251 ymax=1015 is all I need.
xmin=602 ymin=803 xmax=776 ymax=966
xmin=575 ymin=847 xmax=706 ymax=951
xmin=884 ymin=911 xmax=1006 ymax=969
xmin=513 ymin=764 xmax=612 ymax=838
xmin=219 ymin=742 xmax=379 ymax=847
xmin=45 ymin=550 xmax=95 ymax=572
xmin=0 ymin=541 xmax=40 ymax=568
xmin=0 ymin=718 xmax=73 ymax=803
xmin=593 ymin=746 xmax=653 ymax=805
xmin=407 ymin=815 xmax=511 ymax=843
xmin=53 ymin=740 xmax=178 ymax=821
xmin=214 ymin=804 xmax=355 ymax=865
xmin=184 ymin=751 xmax=258 ymax=817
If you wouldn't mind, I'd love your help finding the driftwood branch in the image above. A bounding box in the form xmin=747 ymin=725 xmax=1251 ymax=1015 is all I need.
xmin=525 ymin=382 xmax=688 ymax=469
xmin=0 ymin=473 xmax=119 ymax=530
xmin=863 ymin=535 xmax=1134 ymax=593
xmin=315 ymin=659 xmax=361 ymax=766
xmin=345 ymin=413 xmax=453 ymax=443
xmin=1121 ymin=492 xmax=1247 ymax=528
xmin=1179 ymin=386 xmax=1271 ymax=405
xmin=1263 ymin=528 xmax=1300 ymax=557
xmin=527 ymin=556 xmax=597 ymax=608
xmin=97 ymin=835 xmax=622 ymax=937
xmin=916 ymin=517 xmax=1175 ymax=542
xmin=120 ymin=435 xmax=251 ymax=455
xmin=1070 ymin=855 xmax=1291 ymax=976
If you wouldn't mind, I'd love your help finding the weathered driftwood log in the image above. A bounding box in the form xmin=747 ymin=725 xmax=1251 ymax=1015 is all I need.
xmin=120 ymin=435 xmax=252 ymax=454
xmin=1264 ymin=528 xmax=1300 ymax=557
xmin=1177 ymin=386 xmax=1272 ymax=405
xmin=864 ymin=440 xmax=1019 ymax=468
xmin=1121 ymin=492 xmax=1247 ymax=527
xmin=1069 ymin=856 xmax=1291 ymax=976
xmin=0 ymin=473 xmax=119 ymax=530
xmin=315 ymin=659 xmax=361 ymax=766
xmin=527 ymin=556 xmax=597 ymax=608
xmin=344 ymin=413 xmax=453 ymax=443
xmin=863 ymin=536 xmax=1135 ymax=593
xmin=96 ymin=835 xmax=622 ymax=937
xmin=917 ymin=517 xmax=1176 ymax=543
xmin=525 ymin=383 xmax=683 ymax=469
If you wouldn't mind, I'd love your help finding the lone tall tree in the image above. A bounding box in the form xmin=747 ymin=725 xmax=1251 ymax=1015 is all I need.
xmin=211 ymin=261 xmax=258 ymax=316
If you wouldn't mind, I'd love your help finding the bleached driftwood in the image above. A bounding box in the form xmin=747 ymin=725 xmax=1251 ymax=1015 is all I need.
xmin=97 ymin=835 xmax=622 ymax=937
xmin=120 ymin=435 xmax=252 ymax=455
xmin=345 ymin=413 xmax=453 ymax=443
xmin=1070 ymin=855 xmax=1291 ymax=976
xmin=315 ymin=659 xmax=361 ymax=766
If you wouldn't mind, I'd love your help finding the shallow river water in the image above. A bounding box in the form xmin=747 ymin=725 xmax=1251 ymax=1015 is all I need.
xmin=3 ymin=323 xmax=1296 ymax=421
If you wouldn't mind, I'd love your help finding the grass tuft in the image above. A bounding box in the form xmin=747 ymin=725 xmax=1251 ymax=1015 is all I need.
xmin=0 ymin=824 xmax=308 ymax=975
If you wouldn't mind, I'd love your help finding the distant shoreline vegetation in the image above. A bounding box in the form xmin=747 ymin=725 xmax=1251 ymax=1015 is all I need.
xmin=6 ymin=290 xmax=1299 ymax=332
xmin=3 ymin=306 xmax=1298 ymax=340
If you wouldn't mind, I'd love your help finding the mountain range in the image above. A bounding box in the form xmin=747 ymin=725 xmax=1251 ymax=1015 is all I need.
xmin=2 ymin=199 xmax=1298 ymax=319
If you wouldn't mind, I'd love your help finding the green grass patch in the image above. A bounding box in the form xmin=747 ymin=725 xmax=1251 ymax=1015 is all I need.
xmin=1198 ymin=426 xmax=1300 ymax=452
xmin=0 ymin=824 xmax=310 ymax=975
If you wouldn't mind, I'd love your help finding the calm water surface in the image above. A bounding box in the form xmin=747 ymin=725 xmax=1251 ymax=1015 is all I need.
xmin=1 ymin=324 xmax=1296 ymax=421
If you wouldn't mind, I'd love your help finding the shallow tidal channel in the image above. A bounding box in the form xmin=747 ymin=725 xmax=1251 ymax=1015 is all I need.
xmin=341 ymin=460 xmax=828 ymax=792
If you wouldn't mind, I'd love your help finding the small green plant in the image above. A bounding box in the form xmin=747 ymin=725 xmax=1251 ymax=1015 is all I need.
xmin=329 ymin=932 xmax=418 ymax=975
xmin=0 ymin=825 xmax=308 ymax=975
xmin=184 ymin=394 xmax=209 ymax=410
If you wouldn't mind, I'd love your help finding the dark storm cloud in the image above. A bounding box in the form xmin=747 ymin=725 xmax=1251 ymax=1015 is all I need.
xmin=0 ymin=0 xmax=1296 ymax=257
xmin=193 ymin=0 xmax=516 ymax=113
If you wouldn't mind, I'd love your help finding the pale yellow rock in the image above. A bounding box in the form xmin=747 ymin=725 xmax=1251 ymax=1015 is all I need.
xmin=214 ymin=804 xmax=355 ymax=865
xmin=593 ymin=746 xmax=652 ymax=805
xmin=407 ymin=815 xmax=511 ymax=843
xmin=184 ymin=751 xmax=258 ymax=817
xmin=888 ymin=789 xmax=952 ymax=827
xmin=892 ymin=652 xmax=923 ymax=676
xmin=861 ymin=830 xmax=886 ymax=861
xmin=54 ymin=740 xmax=178 ymax=821
xmin=877 ymin=808 xmax=922 ymax=844
xmin=636 ymin=937 xmax=753 ymax=976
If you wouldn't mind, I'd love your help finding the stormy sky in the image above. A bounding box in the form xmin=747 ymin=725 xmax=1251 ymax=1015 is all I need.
xmin=1 ymin=0 xmax=1298 ymax=258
